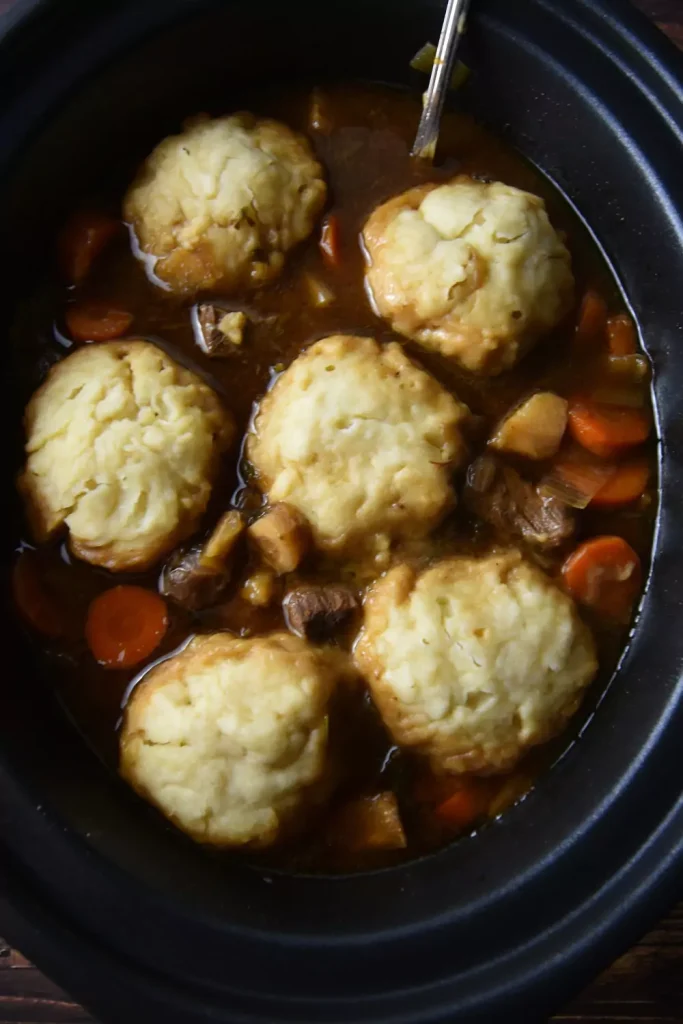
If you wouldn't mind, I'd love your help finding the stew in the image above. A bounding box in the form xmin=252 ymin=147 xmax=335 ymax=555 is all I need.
xmin=11 ymin=82 xmax=655 ymax=872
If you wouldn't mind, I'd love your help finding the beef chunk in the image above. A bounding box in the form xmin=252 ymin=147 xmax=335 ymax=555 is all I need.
xmin=194 ymin=304 xmax=247 ymax=356
xmin=160 ymin=511 xmax=244 ymax=610
xmin=465 ymin=455 xmax=575 ymax=550
xmin=160 ymin=546 xmax=229 ymax=611
xmin=284 ymin=584 xmax=358 ymax=640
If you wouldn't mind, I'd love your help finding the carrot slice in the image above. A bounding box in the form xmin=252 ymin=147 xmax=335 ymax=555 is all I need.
xmin=590 ymin=460 xmax=650 ymax=508
xmin=86 ymin=586 xmax=168 ymax=669
xmin=66 ymin=302 xmax=133 ymax=342
xmin=561 ymin=535 xmax=642 ymax=618
xmin=59 ymin=212 xmax=119 ymax=285
xmin=575 ymin=291 xmax=607 ymax=346
xmin=568 ymin=398 xmax=650 ymax=458
xmin=413 ymin=773 xmax=460 ymax=805
xmin=607 ymin=313 xmax=638 ymax=356
xmin=435 ymin=780 xmax=488 ymax=830
xmin=12 ymin=551 xmax=64 ymax=637
xmin=319 ymin=214 xmax=341 ymax=267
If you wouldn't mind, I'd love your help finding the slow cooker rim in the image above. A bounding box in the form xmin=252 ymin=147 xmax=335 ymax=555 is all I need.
xmin=1 ymin=2 xmax=683 ymax=1023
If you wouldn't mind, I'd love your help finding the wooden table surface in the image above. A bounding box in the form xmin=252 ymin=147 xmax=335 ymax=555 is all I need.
xmin=1 ymin=0 xmax=682 ymax=1022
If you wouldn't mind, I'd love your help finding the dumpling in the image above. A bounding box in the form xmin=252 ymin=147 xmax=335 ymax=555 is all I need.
xmin=124 ymin=114 xmax=326 ymax=295
xmin=120 ymin=632 xmax=339 ymax=847
xmin=247 ymin=334 xmax=469 ymax=557
xmin=18 ymin=340 xmax=233 ymax=571
xmin=354 ymin=550 xmax=597 ymax=774
xmin=363 ymin=176 xmax=574 ymax=374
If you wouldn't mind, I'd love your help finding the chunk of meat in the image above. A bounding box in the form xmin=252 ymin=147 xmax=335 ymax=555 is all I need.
xmin=160 ymin=511 xmax=244 ymax=610
xmin=465 ymin=455 xmax=575 ymax=550
xmin=193 ymin=304 xmax=247 ymax=356
xmin=490 ymin=391 xmax=568 ymax=460
xmin=160 ymin=548 xmax=226 ymax=610
xmin=284 ymin=584 xmax=358 ymax=641
xmin=248 ymin=503 xmax=311 ymax=574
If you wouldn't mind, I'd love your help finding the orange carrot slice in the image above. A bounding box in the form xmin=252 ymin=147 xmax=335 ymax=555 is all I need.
xmin=591 ymin=460 xmax=650 ymax=508
xmin=59 ymin=212 xmax=119 ymax=284
xmin=66 ymin=302 xmax=133 ymax=342
xmin=435 ymin=781 xmax=488 ymax=830
xmin=86 ymin=586 xmax=168 ymax=669
xmin=568 ymin=398 xmax=650 ymax=458
xmin=575 ymin=291 xmax=607 ymax=346
xmin=561 ymin=535 xmax=642 ymax=618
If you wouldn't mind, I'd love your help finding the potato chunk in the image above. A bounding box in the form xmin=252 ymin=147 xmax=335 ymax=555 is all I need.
xmin=248 ymin=503 xmax=311 ymax=574
xmin=327 ymin=793 xmax=407 ymax=852
xmin=240 ymin=571 xmax=277 ymax=607
xmin=490 ymin=391 xmax=568 ymax=460
xmin=201 ymin=510 xmax=244 ymax=566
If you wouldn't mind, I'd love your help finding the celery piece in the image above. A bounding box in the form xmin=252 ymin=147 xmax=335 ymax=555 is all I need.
xmin=410 ymin=42 xmax=470 ymax=90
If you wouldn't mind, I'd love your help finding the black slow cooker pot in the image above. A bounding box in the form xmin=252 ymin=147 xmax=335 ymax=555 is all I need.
xmin=2 ymin=1 xmax=683 ymax=1021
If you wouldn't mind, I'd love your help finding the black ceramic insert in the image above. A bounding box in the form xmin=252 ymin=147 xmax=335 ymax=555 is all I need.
xmin=1 ymin=1 xmax=683 ymax=1022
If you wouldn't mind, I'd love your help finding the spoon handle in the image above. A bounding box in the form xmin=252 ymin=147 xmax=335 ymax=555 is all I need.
xmin=411 ymin=0 xmax=473 ymax=161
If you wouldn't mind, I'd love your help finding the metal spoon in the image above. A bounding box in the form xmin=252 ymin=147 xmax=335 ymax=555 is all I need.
xmin=411 ymin=0 xmax=473 ymax=161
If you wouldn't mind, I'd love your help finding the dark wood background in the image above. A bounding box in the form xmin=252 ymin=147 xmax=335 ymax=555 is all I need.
xmin=0 ymin=0 xmax=682 ymax=1021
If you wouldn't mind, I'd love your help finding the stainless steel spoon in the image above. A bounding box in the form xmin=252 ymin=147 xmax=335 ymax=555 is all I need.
xmin=411 ymin=0 xmax=473 ymax=161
